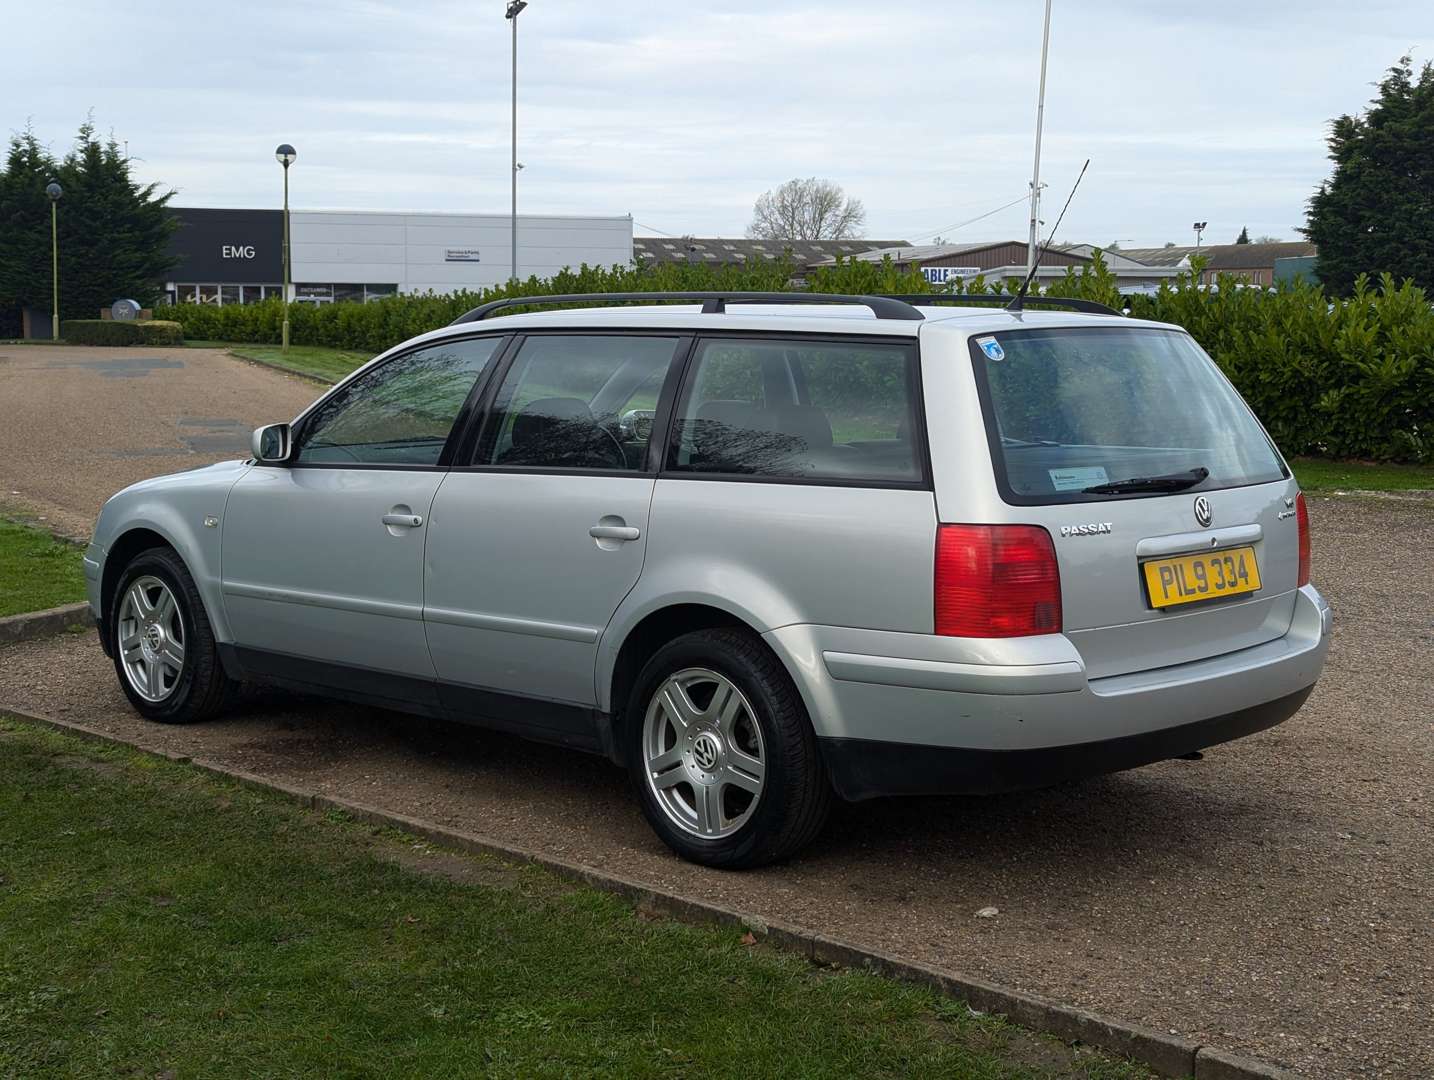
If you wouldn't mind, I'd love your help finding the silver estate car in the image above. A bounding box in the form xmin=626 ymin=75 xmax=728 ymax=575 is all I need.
xmin=86 ymin=292 xmax=1330 ymax=868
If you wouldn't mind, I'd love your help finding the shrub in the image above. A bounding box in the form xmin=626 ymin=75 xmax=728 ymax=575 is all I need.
xmin=61 ymin=319 xmax=184 ymax=346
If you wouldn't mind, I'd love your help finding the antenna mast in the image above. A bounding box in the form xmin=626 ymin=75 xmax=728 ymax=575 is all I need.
xmin=1026 ymin=0 xmax=1054 ymax=273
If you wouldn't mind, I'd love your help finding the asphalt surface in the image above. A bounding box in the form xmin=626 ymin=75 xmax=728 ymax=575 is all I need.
xmin=0 ymin=346 xmax=1430 ymax=1078
xmin=0 ymin=344 xmax=316 ymax=539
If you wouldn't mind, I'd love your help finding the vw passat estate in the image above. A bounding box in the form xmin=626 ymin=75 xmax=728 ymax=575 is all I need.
xmin=87 ymin=292 xmax=1330 ymax=868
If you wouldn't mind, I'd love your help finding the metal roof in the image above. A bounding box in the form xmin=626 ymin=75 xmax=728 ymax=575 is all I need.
xmin=632 ymin=237 xmax=911 ymax=266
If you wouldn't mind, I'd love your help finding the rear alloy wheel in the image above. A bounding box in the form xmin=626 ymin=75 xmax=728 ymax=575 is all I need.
xmin=642 ymin=667 xmax=767 ymax=839
xmin=109 ymin=547 xmax=237 ymax=724
xmin=628 ymin=628 xmax=831 ymax=868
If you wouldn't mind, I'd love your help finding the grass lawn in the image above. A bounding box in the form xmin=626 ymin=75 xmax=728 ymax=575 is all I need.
xmin=0 ymin=718 xmax=1151 ymax=1080
xmin=1291 ymin=457 xmax=1434 ymax=492
xmin=221 ymin=343 xmax=372 ymax=383
xmin=0 ymin=520 xmax=85 ymax=618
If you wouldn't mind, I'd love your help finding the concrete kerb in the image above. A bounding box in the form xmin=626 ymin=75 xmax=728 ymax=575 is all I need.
xmin=0 ymin=704 xmax=1304 ymax=1080
xmin=0 ymin=603 xmax=93 ymax=645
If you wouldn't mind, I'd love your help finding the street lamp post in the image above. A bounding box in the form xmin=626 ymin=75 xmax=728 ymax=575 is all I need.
xmin=1193 ymin=221 xmax=1208 ymax=250
xmin=505 ymin=0 xmax=528 ymax=288
xmin=46 ymin=181 xmax=62 ymax=340
xmin=275 ymin=144 xmax=297 ymax=354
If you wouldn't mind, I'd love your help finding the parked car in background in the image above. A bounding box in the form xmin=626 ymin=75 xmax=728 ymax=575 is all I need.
xmin=85 ymin=292 xmax=1330 ymax=868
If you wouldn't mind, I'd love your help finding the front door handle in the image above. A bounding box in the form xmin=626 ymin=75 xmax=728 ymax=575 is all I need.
xmin=382 ymin=512 xmax=424 ymax=528
xmin=589 ymin=524 xmax=640 ymax=541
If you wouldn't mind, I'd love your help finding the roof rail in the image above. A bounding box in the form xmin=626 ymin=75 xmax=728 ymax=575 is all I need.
xmin=449 ymin=291 xmax=925 ymax=325
xmin=880 ymin=294 xmax=1123 ymax=317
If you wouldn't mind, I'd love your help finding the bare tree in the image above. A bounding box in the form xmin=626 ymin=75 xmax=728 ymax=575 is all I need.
xmin=746 ymin=177 xmax=866 ymax=240
xmin=1252 ymin=234 xmax=1284 ymax=244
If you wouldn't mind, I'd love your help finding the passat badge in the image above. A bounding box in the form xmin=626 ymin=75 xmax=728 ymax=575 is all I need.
xmin=977 ymin=336 xmax=1005 ymax=362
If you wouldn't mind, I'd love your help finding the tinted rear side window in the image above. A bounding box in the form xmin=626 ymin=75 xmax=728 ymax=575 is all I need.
xmin=971 ymin=327 xmax=1286 ymax=504
xmin=667 ymin=338 xmax=921 ymax=484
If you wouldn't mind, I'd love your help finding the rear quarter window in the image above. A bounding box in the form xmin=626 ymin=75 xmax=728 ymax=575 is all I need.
xmin=667 ymin=337 xmax=923 ymax=485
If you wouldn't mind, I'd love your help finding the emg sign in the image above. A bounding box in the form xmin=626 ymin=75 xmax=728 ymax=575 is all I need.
xmin=222 ymin=244 xmax=257 ymax=259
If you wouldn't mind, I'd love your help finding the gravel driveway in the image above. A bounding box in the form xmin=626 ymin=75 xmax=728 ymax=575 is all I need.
xmin=0 ymin=344 xmax=316 ymax=539
xmin=1 ymin=495 xmax=1429 ymax=1079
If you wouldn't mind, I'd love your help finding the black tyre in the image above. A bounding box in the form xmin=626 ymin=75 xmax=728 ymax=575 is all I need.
xmin=109 ymin=546 xmax=238 ymax=724
xmin=626 ymin=628 xmax=832 ymax=869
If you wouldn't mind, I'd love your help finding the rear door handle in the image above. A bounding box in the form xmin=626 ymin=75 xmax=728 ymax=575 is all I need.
xmin=382 ymin=513 xmax=424 ymax=528
xmin=589 ymin=525 xmax=640 ymax=541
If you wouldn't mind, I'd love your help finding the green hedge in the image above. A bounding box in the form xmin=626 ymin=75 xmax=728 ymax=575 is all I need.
xmin=61 ymin=319 xmax=184 ymax=346
xmin=160 ymin=253 xmax=1434 ymax=462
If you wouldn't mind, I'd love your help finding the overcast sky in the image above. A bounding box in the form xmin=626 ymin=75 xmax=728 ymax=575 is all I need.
xmin=4 ymin=1 xmax=1427 ymax=247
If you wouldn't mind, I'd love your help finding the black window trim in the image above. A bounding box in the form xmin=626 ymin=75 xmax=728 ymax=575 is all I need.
xmin=656 ymin=329 xmax=934 ymax=493
xmin=967 ymin=324 xmax=1290 ymax=507
xmin=274 ymin=331 xmax=513 ymax=473
xmin=448 ymin=328 xmax=696 ymax=477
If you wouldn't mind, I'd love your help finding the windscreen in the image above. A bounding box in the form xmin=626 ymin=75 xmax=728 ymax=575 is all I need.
xmin=972 ymin=326 xmax=1286 ymax=504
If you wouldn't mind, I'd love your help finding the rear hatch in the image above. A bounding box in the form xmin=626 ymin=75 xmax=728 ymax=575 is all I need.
xmin=968 ymin=324 xmax=1299 ymax=679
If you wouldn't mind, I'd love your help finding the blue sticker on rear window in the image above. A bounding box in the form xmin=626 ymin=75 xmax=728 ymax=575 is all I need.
xmin=976 ymin=336 xmax=1005 ymax=362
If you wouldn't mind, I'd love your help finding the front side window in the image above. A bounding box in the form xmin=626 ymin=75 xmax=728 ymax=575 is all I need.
xmin=294 ymin=337 xmax=501 ymax=466
xmin=667 ymin=338 xmax=921 ymax=484
xmin=972 ymin=327 xmax=1286 ymax=503
xmin=477 ymin=334 xmax=680 ymax=471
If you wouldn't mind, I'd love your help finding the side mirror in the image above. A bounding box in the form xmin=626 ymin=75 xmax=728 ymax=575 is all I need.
xmin=251 ymin=423 xmax=293 ymax=464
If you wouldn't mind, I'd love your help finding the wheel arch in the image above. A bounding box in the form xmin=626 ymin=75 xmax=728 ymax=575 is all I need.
xmin=98 ymin=520 xmax=227 ymax=655
xmin=601 ymin=602 xmax=787 ymax=767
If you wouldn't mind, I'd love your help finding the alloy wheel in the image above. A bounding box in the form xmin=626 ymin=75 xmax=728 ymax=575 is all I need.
xmin=641 ymin=667 xmax=766 ymax=839
xmin=116 ymin=575 xmax=185 ymax=703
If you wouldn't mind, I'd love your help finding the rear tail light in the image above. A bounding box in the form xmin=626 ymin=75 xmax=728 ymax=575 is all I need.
xmin=935 ymin=524 xmax=1062 ymax=637
xmin=1295 ymin=492 xmax=1311 ymax=587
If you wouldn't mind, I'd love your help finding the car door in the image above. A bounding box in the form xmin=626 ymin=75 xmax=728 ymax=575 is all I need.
xmin=423 ymin=332 xmax=687 ymax=743
xmin=221 ymin=335 xmax=504 ymax=695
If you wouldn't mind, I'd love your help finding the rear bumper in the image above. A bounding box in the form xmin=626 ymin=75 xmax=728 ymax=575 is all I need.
xmin=764 ymin=584 xmax=1330 ymax=800
xmin=820 ymin=684 xmax=1312 ymax=800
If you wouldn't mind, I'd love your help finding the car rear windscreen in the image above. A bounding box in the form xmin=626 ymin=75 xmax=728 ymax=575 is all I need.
xmin=970 ymin=326 xmax=1287 ymax=504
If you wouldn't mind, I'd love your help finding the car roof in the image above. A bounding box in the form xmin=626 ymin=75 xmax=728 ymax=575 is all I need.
xmin=388 ymin=303 xmax=1181 ymax=357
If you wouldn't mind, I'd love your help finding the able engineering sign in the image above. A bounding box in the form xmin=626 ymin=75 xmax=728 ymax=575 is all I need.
xmin=922 ymin=266 xmax=981 ymax=285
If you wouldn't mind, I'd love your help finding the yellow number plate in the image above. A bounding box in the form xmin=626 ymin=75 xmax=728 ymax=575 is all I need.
xmin=1142 ymin=545 xmax=1261 ymax=609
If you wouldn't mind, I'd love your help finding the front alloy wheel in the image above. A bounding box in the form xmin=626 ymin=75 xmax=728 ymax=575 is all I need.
xmin=116 ymin=575 xmax=186 ymax=702
xmin=109 ymin=546 xmax=237 ymax=724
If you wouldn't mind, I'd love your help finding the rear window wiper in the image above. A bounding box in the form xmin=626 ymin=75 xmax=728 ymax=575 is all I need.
xmin=1001 ymin=435 xmax=1064 ymax=448
xmin=1082 ymin=466 xmax=1209 ymax=495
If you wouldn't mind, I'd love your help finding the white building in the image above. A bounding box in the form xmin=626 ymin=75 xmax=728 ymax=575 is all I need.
xmin=164 ymin=207 xmax=633 ymax=305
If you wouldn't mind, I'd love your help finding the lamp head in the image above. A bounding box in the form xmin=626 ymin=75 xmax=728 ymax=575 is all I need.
xmin=45 ymin=181 xmax=62 ymax=202
xmin=275 ymin=144 xmax=297 ymax=168
xmin=505 ymin=0 xmax=527 ymax=18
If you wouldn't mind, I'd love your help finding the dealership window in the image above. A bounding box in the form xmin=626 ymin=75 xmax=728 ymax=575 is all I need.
xmin=167 ymin=283 xmax=281 ymax=305
xmin=294 ymin=283 xmax=399 ymax=304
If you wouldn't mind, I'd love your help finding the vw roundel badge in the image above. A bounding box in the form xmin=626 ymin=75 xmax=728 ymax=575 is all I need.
xmin=976 ymin=336 xmax=1005 ymax=362
xmin=1193 ymin=495 xmax=1213 ymax=528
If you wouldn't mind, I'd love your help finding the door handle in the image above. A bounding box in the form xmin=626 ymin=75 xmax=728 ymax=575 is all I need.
xmin=382 ymin=513 xmax=424 ymax=528
xmin=589 ymin=524 xmax=640 ymax=541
